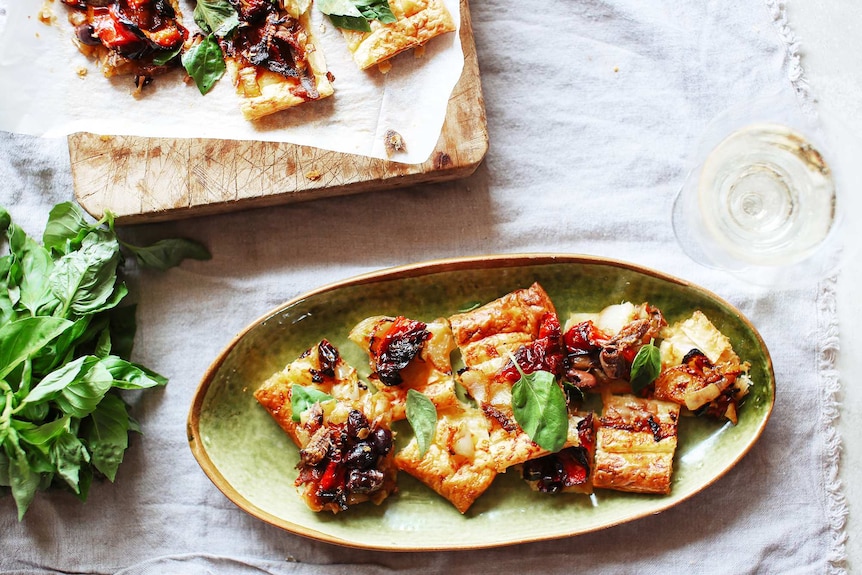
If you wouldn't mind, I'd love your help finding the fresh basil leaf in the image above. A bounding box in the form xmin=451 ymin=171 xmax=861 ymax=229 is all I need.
xmin=49 ymin=233 xmax=120 ymax=317
xmin=54 ymin=361 xmax=113 ymax=418
xmin=406 ymin=389 xmax=437 ymax=457
xmin=94 ymin=326 xmax=112 ymax=358
xmin=32 ymin=316 xmax=92 ymax=376
xmin=0 ymin=317 xmax=72 ymax=381
xmin=0 ymin=255 xmax=14 ymax=325
xmin=0 ymin=206 xmax=10 ymax=233
xmin=0 ymin=448 xmax=10 ymax=487
xmin=99 ymin=356 xmax=168 ymax=389
xmin=319 ymin=0 xmax=371 ymax=31
xmin=22 ymin=355 xmax=98 ymax=406
xmin=50 ymin=430 xmax=90 ymax=493
xmin=194 ymin=0 xmax=240 ymax=37
xmin=80 ymin=393 xmax=130 ymax=482
xmin=510 ymin=362 xmax=568 ymax=453
xmin=107 ymin=305 xmax=136 ymax=361
xmin=182 ymin=35 xmax=227 ymax=96
xmin=152 ymin=45 xmax=182 ymax=66
xmin=319 ymin=0 xmax=365 ymax=18
xmin=122 ymin=238 xmax=212 ymax=271
xmin=16 ymin=414 xmax=70 ymax=448
xmin=3 ymin=431 xmax=41 ymax=520
xmin=16 ymin=235 xmax=55 ymax=316
xmin=327 ymin=13 xmax=371 ymax=31
xmin=319 ymin=0 xmax=395 ymax=29
xmin=17 ymin=402 xmax=49 ymax=427
xmin=290 ymin=385 xmax=334 ymax=422
xmin=353 ymin=0 xmax=396 ymax=23
xmin=630 ymin=340 xmax=661 ymax=393
xmin=42 ymin=202 xmax=92 ymax=255
xmin=453 ymin=380 xmax=476 ymax=408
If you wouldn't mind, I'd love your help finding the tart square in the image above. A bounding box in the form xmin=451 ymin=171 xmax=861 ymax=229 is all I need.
xmin=394 ymin=405 xmax=497 ymax=513
xmin=348 ymin=315 xmax=460 ymax=421
xmin=220 ymin=0 xmax=334 ymax=120
xmin=592 ymin=394 xmax=680 ymax=495
xmin=254 ymin=339 xmax=397 ymax=512
xmin=338 ymin=0 xmax=457 ymax=70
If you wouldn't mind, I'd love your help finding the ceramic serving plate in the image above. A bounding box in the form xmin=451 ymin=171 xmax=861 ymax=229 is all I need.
xmin=188 ymin=254 xmax=774 ymax=551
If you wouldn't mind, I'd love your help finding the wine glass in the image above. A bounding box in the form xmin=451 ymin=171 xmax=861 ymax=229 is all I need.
xmin=672 ymin=92 xmax=850 ymax=286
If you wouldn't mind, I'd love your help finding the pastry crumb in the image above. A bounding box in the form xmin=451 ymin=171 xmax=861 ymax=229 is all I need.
xmin=384 ymin=130 xmax=406 ymax=157
xmin=38 ymin=0 xmax=55 ymax=24
xmin=76 ymin=67 xmax=88 ymax=78
xmin=377 ymin=61 xmax=392 ymax=74
xmin=305 ymin=170 xmax=322 ymax=181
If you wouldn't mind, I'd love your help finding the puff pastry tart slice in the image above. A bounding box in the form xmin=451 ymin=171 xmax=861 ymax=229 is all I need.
xmin=348 ymin=315 xmax=460 ymax=421
xmin=254 ymin=339 xmax=397 ymax=513
xmin=219 ymin=0 xmax=334 ymax=120
xmin=337 ymin=0 xmax=456 ymax=70
xmin=449 ymin=283 xmax=585 ymax=471
xmin=654 ymin=310 xmax=751 ymax=423
xmin=592 ymin=394 xmax=680 ymax=495
xmin=394 ymin=405 xmax=497 ymax=513
xmin=61 ymin=0 xmax=188 ymax=90
xmin=448 ymin=282 xmax=561 ymax=407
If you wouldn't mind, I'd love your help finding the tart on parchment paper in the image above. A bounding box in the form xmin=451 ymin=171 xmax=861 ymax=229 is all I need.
xmin=218 ymin=0 xmax=335 ymax=120
xmin=335 ymin=0 xmax=457 ymax=71
xmin=61 ymin=0 xmax=189 ymax=91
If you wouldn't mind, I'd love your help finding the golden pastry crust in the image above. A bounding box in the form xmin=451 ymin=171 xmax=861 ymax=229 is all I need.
xmin=448 ymin=283 xmax=575 ymax=473
xmin=254 ymin=339 xmax=389 ymax=445
xmin=339 ymin=0 xmax=456 ymax=70
xmin=222 ymin=0 xmax=334 ymax=120
xmin=254 ymin=339 xmax=397 ymax=513
xmin=654 ymin=311 xmax=751 ymax=423
xmin=483 ymin=405 xmax=593 ymax=473
xmin=394 ymin=406 xmax=496 ymax=513
xmin=449 ymin=282 xmax=557 ymax=406
xmin=592 ymin=394 xmax=680 ymax=495
xmin=348 ymin=315 xmax=460 ymax=420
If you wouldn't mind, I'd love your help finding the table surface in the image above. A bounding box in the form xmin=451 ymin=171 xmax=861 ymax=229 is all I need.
xmin=0 ymin=1 xmax=859 ymax=572
xmin=790 ymin=2 xmax=862 ymax=570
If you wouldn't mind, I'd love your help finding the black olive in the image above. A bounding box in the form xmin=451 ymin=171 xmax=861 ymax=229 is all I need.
xmin=522 ymin=461 xmax=543 ymax=482
xmin=75 ymin=24 xmax=101 ymax=46
xmin=317 ymin=339 xmax=339 ymax=378
xmin=345 ymin=443 xmax=376 ymax=470
xmin=345 ymin=469 xmax=384 ymax=494
xmin=346 ymin=410 xmax=370 ymax=440
xmin=368 ymin=427 xmax=393 ymax=456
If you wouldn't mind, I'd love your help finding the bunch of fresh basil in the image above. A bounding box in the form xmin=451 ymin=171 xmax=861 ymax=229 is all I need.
xmin=0 ymin=202 xmax=210 ymax=519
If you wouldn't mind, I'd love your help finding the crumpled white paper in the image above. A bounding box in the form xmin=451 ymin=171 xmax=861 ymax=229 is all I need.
xmin=0 ymin=0 xmax=462 ymax=164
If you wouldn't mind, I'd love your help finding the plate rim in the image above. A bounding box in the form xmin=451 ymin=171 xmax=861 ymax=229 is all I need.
xmin=187 ymin=252 xmax=776 ymax=551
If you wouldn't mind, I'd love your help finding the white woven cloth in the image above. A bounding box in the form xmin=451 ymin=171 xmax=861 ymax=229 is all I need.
xmin=0 ymin=1 xmax=847 ymax=573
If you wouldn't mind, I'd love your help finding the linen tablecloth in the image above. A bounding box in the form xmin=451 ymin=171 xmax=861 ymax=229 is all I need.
xmin=0 ymin=1 xmax=846 ymax=573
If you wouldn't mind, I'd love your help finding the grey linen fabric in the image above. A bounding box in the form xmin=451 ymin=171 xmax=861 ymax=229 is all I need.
xmin=0 ymin=1 xmax=846 ymax=573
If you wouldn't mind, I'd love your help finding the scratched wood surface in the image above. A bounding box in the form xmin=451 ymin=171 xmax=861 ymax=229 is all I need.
xmin=69 ymin=0 xmax=487 ymax=225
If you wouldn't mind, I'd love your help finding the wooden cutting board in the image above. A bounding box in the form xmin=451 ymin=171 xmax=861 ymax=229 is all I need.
xmin=69 ymin=0 xmax=487 ymax=225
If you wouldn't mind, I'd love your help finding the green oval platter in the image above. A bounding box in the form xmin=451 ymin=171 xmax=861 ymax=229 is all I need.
xmin=187 ymin=254 xmax=775 ymax=551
